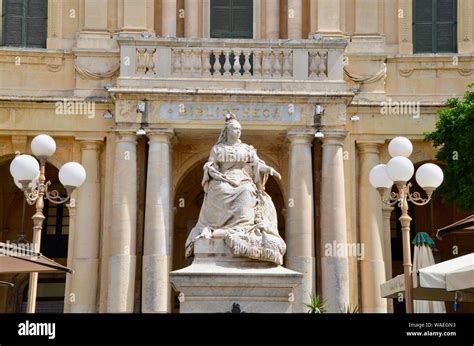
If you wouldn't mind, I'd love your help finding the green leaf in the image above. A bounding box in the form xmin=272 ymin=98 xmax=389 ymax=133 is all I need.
xmin=424 ymin=84 xmax=474 ymax=211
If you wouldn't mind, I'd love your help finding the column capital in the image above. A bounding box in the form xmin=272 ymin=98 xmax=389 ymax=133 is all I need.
xmin=356 ymin=140 xmax=385 ymax=154
xmin=321 ymin=128 xmax=347 ymax=146
xmin=147 ymin=129 xmax=175 ymax=144
xmin=115 ymin=130 xmax=137 ymax=143
xmin=287 ymin=129 xmax=314 ymax=145
xmin=76 ymin=137 xmax=105 ymax=150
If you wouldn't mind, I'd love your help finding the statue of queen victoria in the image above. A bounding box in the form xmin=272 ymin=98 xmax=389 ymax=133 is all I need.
xmin=185 ymin=113 xmax=287 ymax=265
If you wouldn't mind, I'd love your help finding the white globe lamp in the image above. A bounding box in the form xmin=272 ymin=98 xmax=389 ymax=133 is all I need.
xmin=59 ymin=162 xmax=86 ymax=189
xmin=388 ymin=137 xmax=413 ymax=158
xmin=369 ymin=164 xmax=394 ymax=189
xmin=416 ymin=163 xmax=444 ymax=195
xmin=386 ymin=156 xmax=414 ymax=183
xmin=9 ymin=155 xmax=40 ymax=183
xmin=31 ymin=134 xmax=56 ymax=160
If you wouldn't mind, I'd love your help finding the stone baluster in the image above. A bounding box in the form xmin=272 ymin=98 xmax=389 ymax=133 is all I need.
xmin=183 ymin=50 xmax=192 ymax=75
xmin=173 ymin=50 xmax=182 ymax=75
xmin=283 ymin=51 xmax=292 ymax=77
xmin=223 ymin=50 xmax=232 ymax=76
xmin=233 ymin=50 xmax=242 ymax=77
xmin=272 ymin=51 xmax=282 ymax=77
xmin=243 ymin=50 xmax=252 ymax=76
xmin=192 ymin=50 xmax=202 ymax=76
xmin=262 ymin=51 xmax=271 ymax=77
xmin=203 ymin=50 xmax=212 ymax=77
xmin=253 ymin=51 xmax=262 ymax=77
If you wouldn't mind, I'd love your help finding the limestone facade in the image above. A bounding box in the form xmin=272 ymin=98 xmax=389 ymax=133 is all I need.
xmin=0 ymin=0 xmax=473 ymax=313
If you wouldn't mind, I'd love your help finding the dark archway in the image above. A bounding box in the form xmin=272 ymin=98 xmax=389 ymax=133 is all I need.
xmin=0 ymin=157 xmax=69 ymax=313
xmin=171 ymin=158 xmax=286 ymax=311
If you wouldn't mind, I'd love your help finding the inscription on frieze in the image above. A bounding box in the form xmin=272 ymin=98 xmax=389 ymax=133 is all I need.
xmin=159 ymin=103 xmax=301 ymax=122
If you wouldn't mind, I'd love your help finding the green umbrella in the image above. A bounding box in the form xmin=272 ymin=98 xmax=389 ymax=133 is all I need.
xmin=412 ymin=232 xmax=446 ymax=313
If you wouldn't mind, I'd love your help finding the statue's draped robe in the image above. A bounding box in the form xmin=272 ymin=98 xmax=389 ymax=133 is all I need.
xmin=185 ymin=143 xmax=286 ymax=265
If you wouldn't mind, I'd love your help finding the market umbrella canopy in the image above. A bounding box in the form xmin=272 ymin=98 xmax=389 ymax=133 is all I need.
xmin=412 ymin=232 xmax=446 ymax=313
xmin=0 ymin=242 xmax=72 ymax=274
xmin=381 ymin=253 xmax=474 ymax=302
xmin=419 ymin=253 xmax=474 ymax=292
xmin=436 ymin=215 xmax=474 ymax=239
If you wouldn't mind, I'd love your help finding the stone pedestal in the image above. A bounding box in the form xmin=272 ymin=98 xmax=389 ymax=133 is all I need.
xmin=170 ymin=236 xmax=303 ymax=313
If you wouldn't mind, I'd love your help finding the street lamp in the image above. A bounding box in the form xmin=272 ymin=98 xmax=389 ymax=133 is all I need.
xmin=9 ymin=134 xmax=86 ymax=313
xmin=369 ymin=137 xmax=444 ymax=313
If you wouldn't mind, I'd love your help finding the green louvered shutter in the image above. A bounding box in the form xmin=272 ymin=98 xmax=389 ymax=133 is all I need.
xmin=211 ymin=0 xmax=232 ymax=38
xmin=413 ymin=0 xmax=434 ymax=53
xmin=435 ymin=0 xmax=457 ymax=53
xmin=3 ymin=0 xmax=47 ymax=47
xmin=3 ymin=0 xmax=24 ymax=46
xmin=26 ymin=0 xmax=47 ymax=48
xmin=231 ymin=0 xmax=252 ymax=38
xmin=211 ymin=0 xmax=252 ymax=38
xmin=413 ymin=0 xmax=457 ymax=53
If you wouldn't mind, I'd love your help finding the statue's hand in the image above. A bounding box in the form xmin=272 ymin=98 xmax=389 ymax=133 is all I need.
xmin=270 ymin=168 xmax=282 ymax=180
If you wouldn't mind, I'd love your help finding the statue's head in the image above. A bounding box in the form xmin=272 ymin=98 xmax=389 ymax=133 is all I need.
xmin=217 ymin=113 xmax=241 ymax=144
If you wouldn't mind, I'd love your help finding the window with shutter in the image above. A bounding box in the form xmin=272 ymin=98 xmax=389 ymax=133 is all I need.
xmin=413 ymin=0 xmax=457 ymax=53
xmin=211 ymin=0 xmax=252 ymax=39
xmin=2 ymin=0 xmax=47 ymax=48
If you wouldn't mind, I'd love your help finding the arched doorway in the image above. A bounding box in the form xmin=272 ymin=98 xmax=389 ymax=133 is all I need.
xmin=171 ymin=158 xmax=286 ymax=311
xmin=0 ymin=156 xmax=69 ymax=313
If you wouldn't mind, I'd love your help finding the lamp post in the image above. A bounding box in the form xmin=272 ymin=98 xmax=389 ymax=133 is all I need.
xmin=9 ymin=134 xmax=86 ymax=313
xmin=369 ymin=137 xmax=444 ymax=313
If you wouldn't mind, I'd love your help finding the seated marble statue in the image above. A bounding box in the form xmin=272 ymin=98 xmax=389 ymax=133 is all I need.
xmin=185 ymin=113 xmax=287 ymax=265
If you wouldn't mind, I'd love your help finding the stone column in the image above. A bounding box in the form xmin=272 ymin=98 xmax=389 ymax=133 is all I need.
xmin=320 ymin=129 xmax=349 ymax=313
xmin=309 ymin=0 xmax=318 ymax=34
xmin=317 ymin=0 xmax=344 ymax=37
xmin=122 ymin=0 xmax=153 ymax=33
xmin=287 ymin=0 xmax=302 ymax=39
xmin=83 ymin=0 xmax=108 ymax=31
xmin=357 ymin=141 xmax=387 ymax=313
xmin=266 ymin=0 xmax=280 ymax=39
xmin=69 ymin=139 xmax=103 ymax=313
xmin=354 ymin=0 xmax=379 ymax=36
xmin=184 ymin=0 xmax=199 ymax=38
xmin=107 ymin=132 xmax=137 ymax=313
xmin=286 ymin=130 xmax=315 ymax=313
xmin=382 ymin=205 xmax=394 ymax=313
xmin=162 ymin=0 xmax=177 ymax=37
xmin=142 ymin=130 xmax=174 ymax=313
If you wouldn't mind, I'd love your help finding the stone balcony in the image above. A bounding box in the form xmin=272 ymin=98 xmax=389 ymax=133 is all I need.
xmin=117 ymin=37 xmax=348 ymax=93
